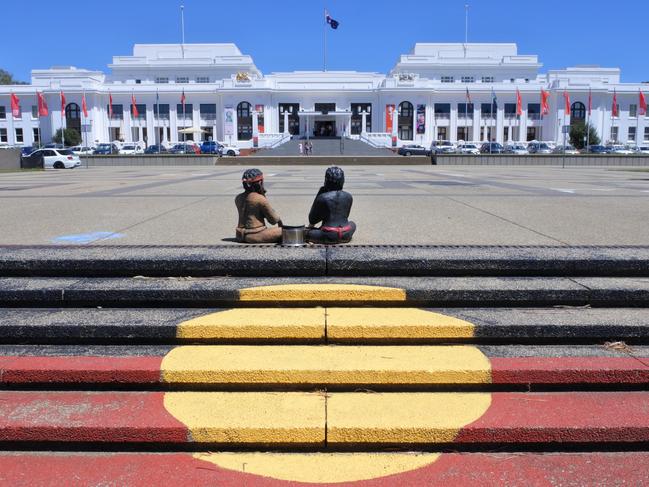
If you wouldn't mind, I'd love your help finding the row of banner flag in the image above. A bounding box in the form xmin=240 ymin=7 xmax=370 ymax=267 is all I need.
xmin=8 ymin=88 xmax=647 ymax=122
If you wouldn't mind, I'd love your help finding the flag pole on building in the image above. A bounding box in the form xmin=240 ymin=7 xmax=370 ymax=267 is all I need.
xmin=464 ymin=4 xmax=469 ymax=58
xmin=586 ymin=88 xmax=592 ymax=150
xmin=180 ymin=4 xmax=186 ymax=59
xmin=323 ymin=7 xmax=327 ymax=71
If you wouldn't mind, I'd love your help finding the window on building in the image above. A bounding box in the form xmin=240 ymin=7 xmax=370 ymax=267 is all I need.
xmin=15 ymin=128 xmax=23 ymax=143
xmin=504 ymin=103 xmax=517 ymax=119
xmin=481 ymin=103 xmax=495 ymax=118
xmin=434 ymin=103 xmax=450 ymax=119
xmin=504 ymin=127 xmax=510 ymax=141
xmin=154 ymin=103 xmax=170 ymax=120
xmin=108 ymin=104 xmax=124 ymax=120
xmin=176 ymin=103 xmax=193 ymax=122
xmin=351 ymin=103 xmax=372 ymax=134
xmin=31 ymin=105 xmax=38 ymax=119
xmin=630 ymin=104 xmax=638 ymax=117
xmin=645 ymin=127 xmax=649 ymax=141
xmin=461 ymin=76 xmax=474 ymax=83
xmin=570 ymin=102 xmax=586 ymax=124
xmin=278 ymin=103 xmax=300 ymax=135
xmin=0 ymin=106 xmax=5 ymax=119
xmin=628 ymin=127 xmax=637 ymax=141
xmin=441 ymin=76 xmax=454 ymax=83
xmin=528 ymin=103 xmax=541 ymax=120
xmin=175 ymin=77 xmax=189 ymax=84
xmin=397 ymin=101 xmax=414 ymax=140
xmin=155 ymin=77 xmax=169 ymax=84
xmin=200 ymin=104 xmax=217 ymax=121
xmin=457 ymin=103 xmax=474 ymax=118
xmin=131 ymin=104 xmax=146 ymax=121
xmin=457 ymin=126 xmax=470 ymax=141
xmin=482 ymin=76 xmax=495 ymax=83
xmin=196 ymin=77 xmax=210 ymax=83
xmin=527 ymin=127 xmax=538 ymax=141
xmin=0 ymin=128 xmax=7 ymax=142
xmin=32 ymin=128 xmax=40 ymax=144
xmin=611 ymin=126 xmax=619 ymax=142
xmin=237 ymin=101 xmax=253 ymax=140
xmin=437 ymin=127 xmax=447 ymax=140
xmin=135 ymin=79 xmax=142 ymax=84
xmin=315 ymin=103 xmax=336 ymax=114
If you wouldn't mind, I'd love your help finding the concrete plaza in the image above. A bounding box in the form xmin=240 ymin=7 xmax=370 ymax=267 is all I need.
xmin=0 ymin=164 xmax=648 ymax=246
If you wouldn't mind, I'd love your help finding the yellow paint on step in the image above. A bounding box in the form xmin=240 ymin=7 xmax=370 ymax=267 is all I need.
xmin=193 ymin=452 xmax=442 ymax=483
xmin=238 ymin=284 xmax=406 ymax=302
xmin=327 ymin=392 xmax=492 ymax=444
xmin=163 ymin=392 xmax=325 ymax=444
xmin=161 ymin=345 xmax=491 ymax=385
xmin=176 ymin=308 xmax=325 ymax=340
xmin=327 ymin=307 xmax=476 ymax=340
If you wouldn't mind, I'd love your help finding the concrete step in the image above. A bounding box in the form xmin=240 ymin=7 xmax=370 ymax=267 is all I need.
xmin=1 ymin=277 xmax=649 ymax=307
xmin=2 ymin=452 xmax=648 ymax=485
xmin=1 ymin=345 xmax=647 ymax=388
xmin=2 ymin=307 xmax=648 ymax=344
xmin=2 ymin=245 xmax=649 ymax=277
xmin=0 ymin=390 xmax=648 ymax=447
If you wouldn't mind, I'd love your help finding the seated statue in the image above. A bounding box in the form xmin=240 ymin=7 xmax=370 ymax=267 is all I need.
xmin=235 ymin=168 xmax=283 ymax=243
xmin=306 ymin=166 xmax=356 ymax=244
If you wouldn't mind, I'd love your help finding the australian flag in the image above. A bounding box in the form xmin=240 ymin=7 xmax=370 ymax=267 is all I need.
xmin=325 ymin=10 xmax=339 ymax=29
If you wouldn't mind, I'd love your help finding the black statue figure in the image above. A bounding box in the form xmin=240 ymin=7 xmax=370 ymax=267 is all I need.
xmin=306 ymin=166 xmax=356 ymax=244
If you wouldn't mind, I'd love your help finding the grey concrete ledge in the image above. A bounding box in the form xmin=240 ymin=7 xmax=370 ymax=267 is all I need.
xmin=1 ymin=245 xmax=649 ymax=278
xmin=1 ymin=307 xmax=649 ymax=343
xmin=0 ymin=275 xmax=636 ymax=308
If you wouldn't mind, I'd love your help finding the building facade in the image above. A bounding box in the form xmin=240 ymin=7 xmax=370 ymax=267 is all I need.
xmin=1 ymin=42 xmax=647 ymax=148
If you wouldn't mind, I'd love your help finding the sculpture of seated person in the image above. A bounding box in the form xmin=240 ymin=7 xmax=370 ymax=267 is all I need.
xmin=235 ymin=168 xmax=283 ymax=243
xmin=306 ymin=166 xmax=356 ymax=244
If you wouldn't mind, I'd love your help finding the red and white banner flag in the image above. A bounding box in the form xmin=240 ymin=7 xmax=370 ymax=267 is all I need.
xmin=10 ymin=93 xmax=20 ymax=118
xmin=540 ymin=90 xmax=550 ymax=116
xmin=60 ymin=91 xmax=66 ymax=114
xmin=82 ymin=93 xmax=88 ymax=118
xmin=563 ymin=90 xmax=571 ymax=116
xmin=612 ymin=90 xmax=618 ymax=117
xmin=131 ymin=94 xmax=139 ymax=118
xmin=639 ymin=91 xmax=647 ymax=117
xmin=108 ymin=92 xmax=113 ymax=118
xmin=516 ymin=89 xmax=522 ymax=116
xmin=37 ymin=92 xmax=48 ymax=116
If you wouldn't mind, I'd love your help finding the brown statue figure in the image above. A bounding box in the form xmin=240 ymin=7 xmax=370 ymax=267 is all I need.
xmin=235 ymin=168 xmax=283 ymax=243
xmin=306 ymin=166 xmax=356 ymax=244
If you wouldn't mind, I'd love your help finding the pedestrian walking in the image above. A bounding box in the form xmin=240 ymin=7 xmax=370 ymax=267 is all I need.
xmin=299 ymin=142 xmax=304 ymax=155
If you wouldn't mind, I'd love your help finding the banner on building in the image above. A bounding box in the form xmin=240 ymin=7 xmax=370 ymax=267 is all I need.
xmin=385 ymin=104 xmax=395 ymax=133
xmin=416 ymin=104 xmax=426 ymax=134
xmin=224 ymin=106 xmax=234 ymax=136
xmin=255 ymin=104 xmax=265 ymax=133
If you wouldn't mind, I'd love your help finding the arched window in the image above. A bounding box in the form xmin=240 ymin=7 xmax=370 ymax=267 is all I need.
xmin=398 ymin=101 xmax=414 ymax=140
xmin=237 ymin=101 xmax=253 ymax=140
xmin=571 ymin=102 xmax=586 ymax=124
xmin=65 ymin=103 xmax=82 ymax=136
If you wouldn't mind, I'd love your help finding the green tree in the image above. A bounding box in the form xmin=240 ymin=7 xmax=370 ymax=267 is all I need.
xmin=569 ymin=122 xmax=600 ymax=149
xmin=53 ymin=128 xmax=82 ymax=147
xmin=0 ymin=69 xmax=27 ymax=85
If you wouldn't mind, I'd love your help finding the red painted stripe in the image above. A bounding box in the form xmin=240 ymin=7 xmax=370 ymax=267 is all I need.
xmin=0 ymin=356 xmax=163 ymax=384
xmin=0 ymin=452 xmax=648 ymax=486
xmin=455 ymin=391 xmax=649 ymax=443
xmin=0 ymin=391 xmax=187 ymax=443
xmin=491 ymin=356 xmax=649 ymax=384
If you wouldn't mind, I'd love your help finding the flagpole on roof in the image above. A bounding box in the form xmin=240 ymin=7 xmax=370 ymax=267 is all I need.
xmin=180 ymin=5 xmax=186 ymax=59
xmin=323 ymin=6 xmax=327 ymax=72
xmin=636 ymin=89 xmax=641 ymax=149
xmin=464 ymin=4 xmax=469 ymax=58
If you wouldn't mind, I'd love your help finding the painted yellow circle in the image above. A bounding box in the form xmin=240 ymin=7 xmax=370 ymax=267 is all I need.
xmin=163 ymin=284 xmax=492 ymax=484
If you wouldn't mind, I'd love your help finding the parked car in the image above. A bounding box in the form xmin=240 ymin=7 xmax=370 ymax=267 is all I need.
xmin=20 ymin=146 xmax=35 ymax=156
xmin=607 ymin=144 xmax=634 ymax=155
xmin=584 ymin=145 xmax=611 ymax=154
xmin=69 ymin=145 xmax=95 ymax=155
xmin=398 ymin=144 xmax=430 ymax=156
xmin=527 ymin=142 xmax=553 ymax=154
xmin=169 ymin=143 xmax=198 ymax=154
xmin=43 ymin=143 xmax=65 ymax=149
xmin=144 ymin=144 xmax=168 ymax=154
xmin=119 ymin=143 xmax=144 ymax=155
xmin=504 ymin=143 xmax=528 ymax=155
xmin=634 ymin=145 xmax=649 ymax=155
xmin=24 ymin=148 xmax=81 ymax=169
xmin=479 ymin=142 xmax=504 ymax=154
xmin=200 ymin=141 xmax=222 ymax=155
xmin=93 ymin=143 xmax=120 ymax=155
xmin=552 ymin=145 xmax=580 ymax=155
xmin=430 ymin=140 xmax=456 ymax=154
xmin=456 ymin=143 xmax=481 ymax=155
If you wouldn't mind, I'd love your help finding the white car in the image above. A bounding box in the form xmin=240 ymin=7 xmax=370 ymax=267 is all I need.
xmin=504 ymin=144 xmax=528 ymax=155
xmin=456 ymin=143 xmax=480 ymax=155
xmin=552 ymin=145 xmax=580 ymax=155
xmin=219 ymin=143 xmax=240 ymax=156
xmin=634 ymin=145 xmax=649 ymax=155
xmin=607 ymin=145 xmax=634 ymax=155
xmin=69 ymin=145 xmax=95 ymax=155
xmin=119 ymin=143 xmax=144 ymax=155
xmin=28 ymin=148 xmax=81 ymax=169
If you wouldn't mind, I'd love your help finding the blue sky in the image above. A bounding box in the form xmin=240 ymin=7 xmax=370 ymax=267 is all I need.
xmin=4 ymin=0 xmax=648 ymax=82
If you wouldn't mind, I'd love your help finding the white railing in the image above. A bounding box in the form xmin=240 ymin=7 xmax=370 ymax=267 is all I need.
xmin=360 ymin=132 xmax=392 ymax=148
xmin=258 ymin=133 xmax=290 ymax=149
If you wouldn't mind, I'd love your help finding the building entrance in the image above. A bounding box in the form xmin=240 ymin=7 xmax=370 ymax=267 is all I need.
xmin=314 ymin=120 xmax=337 ymax=137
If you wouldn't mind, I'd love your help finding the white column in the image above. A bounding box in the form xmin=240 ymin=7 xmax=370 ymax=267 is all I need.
xmin=519 ymin=107 xmax=528 ymax=142
xmin=391 ymin=107 xmax=398 ymax=143
xmin=283 ymin=111 xmax=289 ymax=135
xmin=361 ymin=111 xmax=367 ymax=134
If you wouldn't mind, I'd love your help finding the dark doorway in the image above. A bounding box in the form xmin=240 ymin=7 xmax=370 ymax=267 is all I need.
xmin=314 ymin=121 xmax=337 ymax=137
xmin=315 ymin=103 xmax=336 ymax=114
xmin=279 ymin=103 xmax=300 ymax=135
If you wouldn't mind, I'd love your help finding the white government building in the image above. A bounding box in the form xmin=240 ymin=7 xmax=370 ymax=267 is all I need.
xmin=1 ymin=42 xmax=647 ymax=149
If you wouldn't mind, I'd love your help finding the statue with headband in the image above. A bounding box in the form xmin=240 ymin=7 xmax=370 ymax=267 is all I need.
xmin=235 ymin=168 xmax=283 ymax=243
xmin=306 ymin=166 xmax=356 ymax=244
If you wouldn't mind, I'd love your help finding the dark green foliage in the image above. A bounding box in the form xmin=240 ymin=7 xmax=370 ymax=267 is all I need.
xmin=53 ymin=128 xmax=82 ymax=147
xmin=570 ymin=122 xmax=600 ymax=149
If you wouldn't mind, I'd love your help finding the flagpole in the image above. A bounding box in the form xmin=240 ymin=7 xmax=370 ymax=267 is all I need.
xmin=636 ymin=90 xmax=641 ymax=149
xmin=586 ymin=89 xmax=591 ymax=151
xmin=82 ymin=91 xmax=87 ymax=151
xmin=60 ymin=93 xmax=65 ymax=148
xmin=180 ymin=5 xmax=186 ymax=59
xmin=155 ymin=90 xmax=159 ymax=148
xmin=323 ymin=7 xmax=327 ymax=72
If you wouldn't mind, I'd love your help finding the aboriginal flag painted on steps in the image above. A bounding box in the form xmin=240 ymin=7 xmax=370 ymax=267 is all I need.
xmin=325 ymin=10 xmax=339 ymax=29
